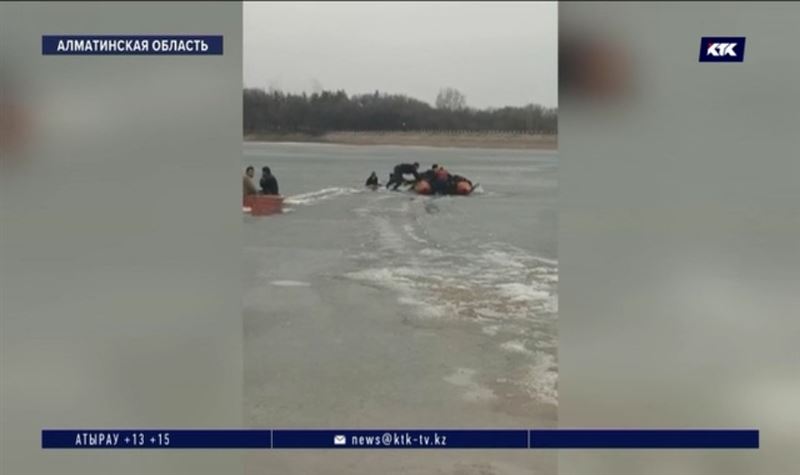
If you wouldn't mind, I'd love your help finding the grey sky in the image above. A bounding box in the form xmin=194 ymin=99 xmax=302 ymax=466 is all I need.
xmin=244 ymin=2 xmax=557 ymax=109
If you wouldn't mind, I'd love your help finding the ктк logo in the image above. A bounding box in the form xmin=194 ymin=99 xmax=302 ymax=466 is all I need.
xmin=699 ymin=37 xmax=746 ymax=62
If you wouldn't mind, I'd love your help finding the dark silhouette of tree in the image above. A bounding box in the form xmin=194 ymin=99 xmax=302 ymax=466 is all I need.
xmin=435 ymin=87 xmax=467 ymax=111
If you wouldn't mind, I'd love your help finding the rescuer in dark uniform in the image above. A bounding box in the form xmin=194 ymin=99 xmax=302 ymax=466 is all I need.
xmin=430 ymin=166 xmax=451 ymax=194
xmin=419 ymin=164 xmax=439 ymax=183
xmin=385 ymin=162 xmax=420 ymax=190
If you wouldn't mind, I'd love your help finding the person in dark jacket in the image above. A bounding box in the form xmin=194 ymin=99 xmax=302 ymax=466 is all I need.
xmin=365 ymin=171 xmax=380 ymax=188
xmin=259 ymin=166 xmax=279 ymax=195
xmin=385 ymin=162 xmax=420 ymax=190
xmin=419 ymin=164 xmax=439 ymax=182
xmin=431 ymin=166 xmax=452 ymax=194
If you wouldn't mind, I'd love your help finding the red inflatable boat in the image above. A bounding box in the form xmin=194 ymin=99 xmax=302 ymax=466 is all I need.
xmin=413 ymin=179 xmax=474 ymax=196
xmin=243 ymin=195 xmax=284 ymax=216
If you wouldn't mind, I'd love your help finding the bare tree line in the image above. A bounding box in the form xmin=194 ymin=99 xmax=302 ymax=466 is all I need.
xmin=244 ymin=87 xmax=557 ymax=135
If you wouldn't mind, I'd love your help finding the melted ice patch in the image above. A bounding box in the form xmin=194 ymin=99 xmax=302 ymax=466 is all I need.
xmin=517 ymin=352 xmax=558 ymax=406
xmin=500 ymin=340 xmax=533 ymax=355
xmin=444 ymin=367 xmax=497 ymax=402
xmin=403 ymin=223 xmax=428 ymax=244
xmin=496 ymin=283 xmax=551 ymax=302
xmin=270 ymin=280 xmax=311 ymax=287
xmin=284 ymin=187 xmax=362 ymax=206
xmin=343 ymin=209 xmax=559 ymax=406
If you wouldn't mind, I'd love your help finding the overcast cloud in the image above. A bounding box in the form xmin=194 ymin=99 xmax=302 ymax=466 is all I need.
xmin=244 ymin=2 xmax=557 ymax=109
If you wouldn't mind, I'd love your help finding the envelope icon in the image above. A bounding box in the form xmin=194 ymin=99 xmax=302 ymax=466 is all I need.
xmin=333 ymin=435 xmax=347 ymax=446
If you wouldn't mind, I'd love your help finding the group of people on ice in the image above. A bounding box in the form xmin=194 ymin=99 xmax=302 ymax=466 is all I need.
xmin=244 ymin=162 xmax=475 ymax=199
xmin=365 ymin=162 xmax=475 ymax=195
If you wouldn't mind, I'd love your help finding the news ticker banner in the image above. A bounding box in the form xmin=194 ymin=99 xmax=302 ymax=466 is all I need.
xmin=42 ymin=429 xmax=759 ymax=449
xmin=41 ymin=35 xmax=223 ymax=55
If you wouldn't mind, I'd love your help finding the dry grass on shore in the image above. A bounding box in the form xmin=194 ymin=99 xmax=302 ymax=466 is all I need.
xmin=244 ymin=131 xmax=557 ymax=150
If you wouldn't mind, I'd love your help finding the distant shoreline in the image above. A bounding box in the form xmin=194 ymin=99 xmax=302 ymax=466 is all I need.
xmin=243 ymin=131 xmax=557 ymax=150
